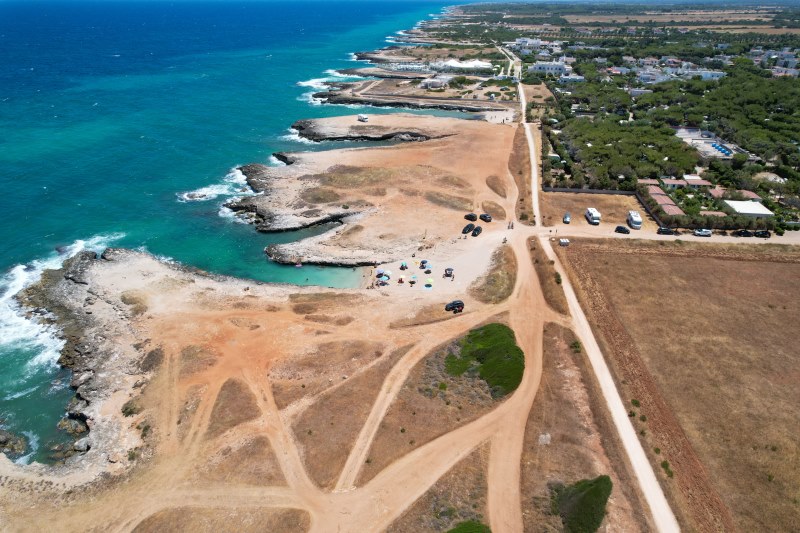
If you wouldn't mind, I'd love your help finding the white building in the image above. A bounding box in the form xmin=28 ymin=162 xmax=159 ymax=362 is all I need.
xmin=724 ymin=200 xmax=774 ymax=218
xmin=528 ymin=61 xmax=569 ymax=76
xmin=430 ymin=59 xmax=493 ymax=73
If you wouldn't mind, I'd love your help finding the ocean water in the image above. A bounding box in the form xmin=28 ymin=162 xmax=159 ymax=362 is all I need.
xmin=0 ymin=0 xmax=457 ymax=463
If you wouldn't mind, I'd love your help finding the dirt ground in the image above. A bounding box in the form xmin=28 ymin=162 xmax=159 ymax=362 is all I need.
xmin=540 ymin=191 xmax=654 ymax=231
xmin=356 ymin=323 xmax=507 ymax=485
xmin=387 ymin=444 xmax=490 ymax=532
xmin=291 ymin=345 xmax=412 ymax=489
xmin=521 ymin=323 xmax=650 ymax=532
xmin=557 ymin=239 xmax=800 ymax=533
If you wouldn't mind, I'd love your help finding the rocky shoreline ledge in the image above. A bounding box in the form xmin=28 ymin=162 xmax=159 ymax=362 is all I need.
xmin=6 ymin=250 xmax=153 ymax=480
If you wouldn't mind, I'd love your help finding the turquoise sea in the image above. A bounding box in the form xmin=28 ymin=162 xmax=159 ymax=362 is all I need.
xmin=0 ymin=0 xmax=458 ymax=463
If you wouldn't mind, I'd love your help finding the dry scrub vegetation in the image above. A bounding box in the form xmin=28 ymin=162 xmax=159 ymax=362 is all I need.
xmin=521 ymin=323 xmax=648 ymax=532
xmin=527 ymin=238 xmax=569 ymax=315
xmin=509 ymin=125 xmax=534 ymax=224
xmin=558 ymin=238 xmax=800 ymax=532
xmin=388 ymin=444 xmax=490 ymax=532
xmin=469 ymin=245 xmax=517 ymax=304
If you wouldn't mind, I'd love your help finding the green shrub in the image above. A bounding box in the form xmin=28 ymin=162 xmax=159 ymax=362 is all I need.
xmin=631 ymin=399 xmax=640 ymax=407
xmin=447 ymin=520 xmax=491 ymax=533
xmin=551 ymin=475 xmax=613 ymax=533
xmin=445 ymin=323 xmax=525 ymax=396
xmin=122 ymin=399 xmax=142 ymax=417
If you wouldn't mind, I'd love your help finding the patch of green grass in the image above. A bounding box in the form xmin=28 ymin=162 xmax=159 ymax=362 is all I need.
xmin=447 ymin=520 xmax=491 ymax=533
xmin=445 ymin=354 xmax=473 ymax=376
xmin=570 ymin=340 xmax=582 ymax=354
xmin=445 ymin=323 xmax=525 ymax=397
xmin=551 ymin=475 xmax=613 ymax=533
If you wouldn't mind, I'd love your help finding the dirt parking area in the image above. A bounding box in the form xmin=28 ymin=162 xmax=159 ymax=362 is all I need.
xmin=540 ymin=192 xmax=655 ymax=231
xmin=557 ymin=239 xmax=800 ymax=532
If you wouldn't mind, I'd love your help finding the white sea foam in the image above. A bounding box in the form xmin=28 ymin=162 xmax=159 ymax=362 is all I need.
xmin=3 ymin=385 xmax=37 ymax=401
xmin=280 ymin=128 xmax=317 ymax=144
xmin=0 ymin=233 xmax=124 ymax=377
xmin=217 ymin=202 xmax=250 ymax=225
xmin=268 ymin=155 xmax=287 ymax=167
xmin=296 ymin=91 xmax=324 ymax=106
xmin=348 ymin=53 xmax=359 ymax=62
xmin=14 ymin=431 xmax=38 ymax=465
xmin=176 ymin=168 xmax=250 ymax=202
xmin=296 ymin=77 xmax=332 ymax=90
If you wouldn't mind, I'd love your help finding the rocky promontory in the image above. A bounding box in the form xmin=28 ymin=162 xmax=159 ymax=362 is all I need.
xmin=291 ymin=117 xmax=452 ymax=143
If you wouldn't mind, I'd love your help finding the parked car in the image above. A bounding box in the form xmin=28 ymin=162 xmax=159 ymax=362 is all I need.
xmin=472 ymin=226 xmax=483 ymax=237
xmin=734 ymin=229 xmax=754 ymax=237
xmin=615 ymin=225 xmax=630 ymax=234
xmin=464 ymin=213 xmax=478 ymax=221
xmin=693 ymin=228 xmax=712 ymax=237
xmin=657 ymin=226 xmax=675 ymax=235
xmin=462 ymin=223 xmax=475 ymax=234
xmin=444 ymin=267 xmax=454 ymax=277
xmin=444 ymin=300 xmax=464 ymax=313
xmin=479 ymin=213 xmax=492 ymax=223
xmin=563 ymin=212 xmax=571 ymax=224
xmin=754 ymin=230 xmax=771 ymax=238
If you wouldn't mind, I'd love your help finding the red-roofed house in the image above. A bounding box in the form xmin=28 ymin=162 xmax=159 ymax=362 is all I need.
xmin=737 ymin=190 xmax=762 ymax=202
xmin=661 ymin=178 xmax=688 ymax=190
xmin=647 ymin=185 xmax=664 ymax=196
xmin=638 ymin=178 xmax=661 ymax=186
xmin=685 ymin=179 xmax=713 ymax=189
xmin=661 ymin=204 xmax=686 ymax=216
xmin=709 ymin=187 xmax=727 ymax=199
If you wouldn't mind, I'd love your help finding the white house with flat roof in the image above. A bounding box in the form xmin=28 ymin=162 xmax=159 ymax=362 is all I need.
xmin=724 ymin=200 xmax=774 ymax=218
xmin=528 ymin=61 xmax=569 ymax=76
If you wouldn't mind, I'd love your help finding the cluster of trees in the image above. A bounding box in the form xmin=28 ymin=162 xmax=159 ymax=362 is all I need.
xmin=551 ymin=118 xmax=699 ymax=188
xmin=633 ymin=61 xmax=800 ymax=167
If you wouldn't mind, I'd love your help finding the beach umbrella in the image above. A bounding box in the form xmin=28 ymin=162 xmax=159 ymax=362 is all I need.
xmin=411 ymin=275 xmax=417 ymax=280
xmin=380 ymin=275 xmax=389 ymax=281
xmin=385 ymin=270 xmax=393 ymax=276
xmin=426 ymin=278 xmax=434 ymax=284
xmin=376 ymin=268 xmax=385 ymax=275
xmin=421 ymin=259 xmax=428 ymax=264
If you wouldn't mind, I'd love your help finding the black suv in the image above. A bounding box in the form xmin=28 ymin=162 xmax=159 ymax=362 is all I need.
xmin=657 ymin=227 xmax=675 ymax=235
xmin=445 ymin=300 xmax=464 ymax=313
xmin=615 ymin=225 xmax=630 ymax=234
xmin=734 ymin=229 xmax=754 ymax=237
xmin=472 ymin=226 xmax=482 ymax=237
xmin=464 ymin=213 xmax=478 ymax=221
xmin=479 ymin=213 xmax=492 ymax=223
xmin=754 ymin=230 xmax=771 ymax=238
xmin=462 ymin=223 xmax=475 ymax=234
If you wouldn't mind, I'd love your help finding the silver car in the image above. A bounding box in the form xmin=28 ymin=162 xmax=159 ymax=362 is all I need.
xmin=563 ymin=212 xmax=571 ymax=224
xmin=693 ymin=228 xmax=712 ymax=237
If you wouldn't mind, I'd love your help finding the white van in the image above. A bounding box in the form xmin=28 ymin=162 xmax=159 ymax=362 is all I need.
xmin=627 ymin=210 xmax=643 ymax=229
xmin=585 ymin=207 xmax=601 ymax=225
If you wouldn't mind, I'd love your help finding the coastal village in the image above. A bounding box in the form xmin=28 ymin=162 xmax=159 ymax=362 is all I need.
xmin=1 ymin=3 xmax=800 ymax=533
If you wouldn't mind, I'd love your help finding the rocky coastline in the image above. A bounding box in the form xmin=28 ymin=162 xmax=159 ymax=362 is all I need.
xmin=312 ymin=90 xmax=501 ymax=113
xmin=10 ymin=250 xmax=150 ymax=477
xmin=291 ymin=118 xmax=450 ymax=143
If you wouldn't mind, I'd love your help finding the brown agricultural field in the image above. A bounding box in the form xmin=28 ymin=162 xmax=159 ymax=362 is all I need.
xmin=557 ymin=238 xmax=800 ymax=532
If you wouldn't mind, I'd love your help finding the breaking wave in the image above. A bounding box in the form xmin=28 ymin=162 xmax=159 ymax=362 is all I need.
xmin=176 ymin=168 xmax=250 ymax=202
xmin=0 ymin=232 xmax=125 ymax=376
